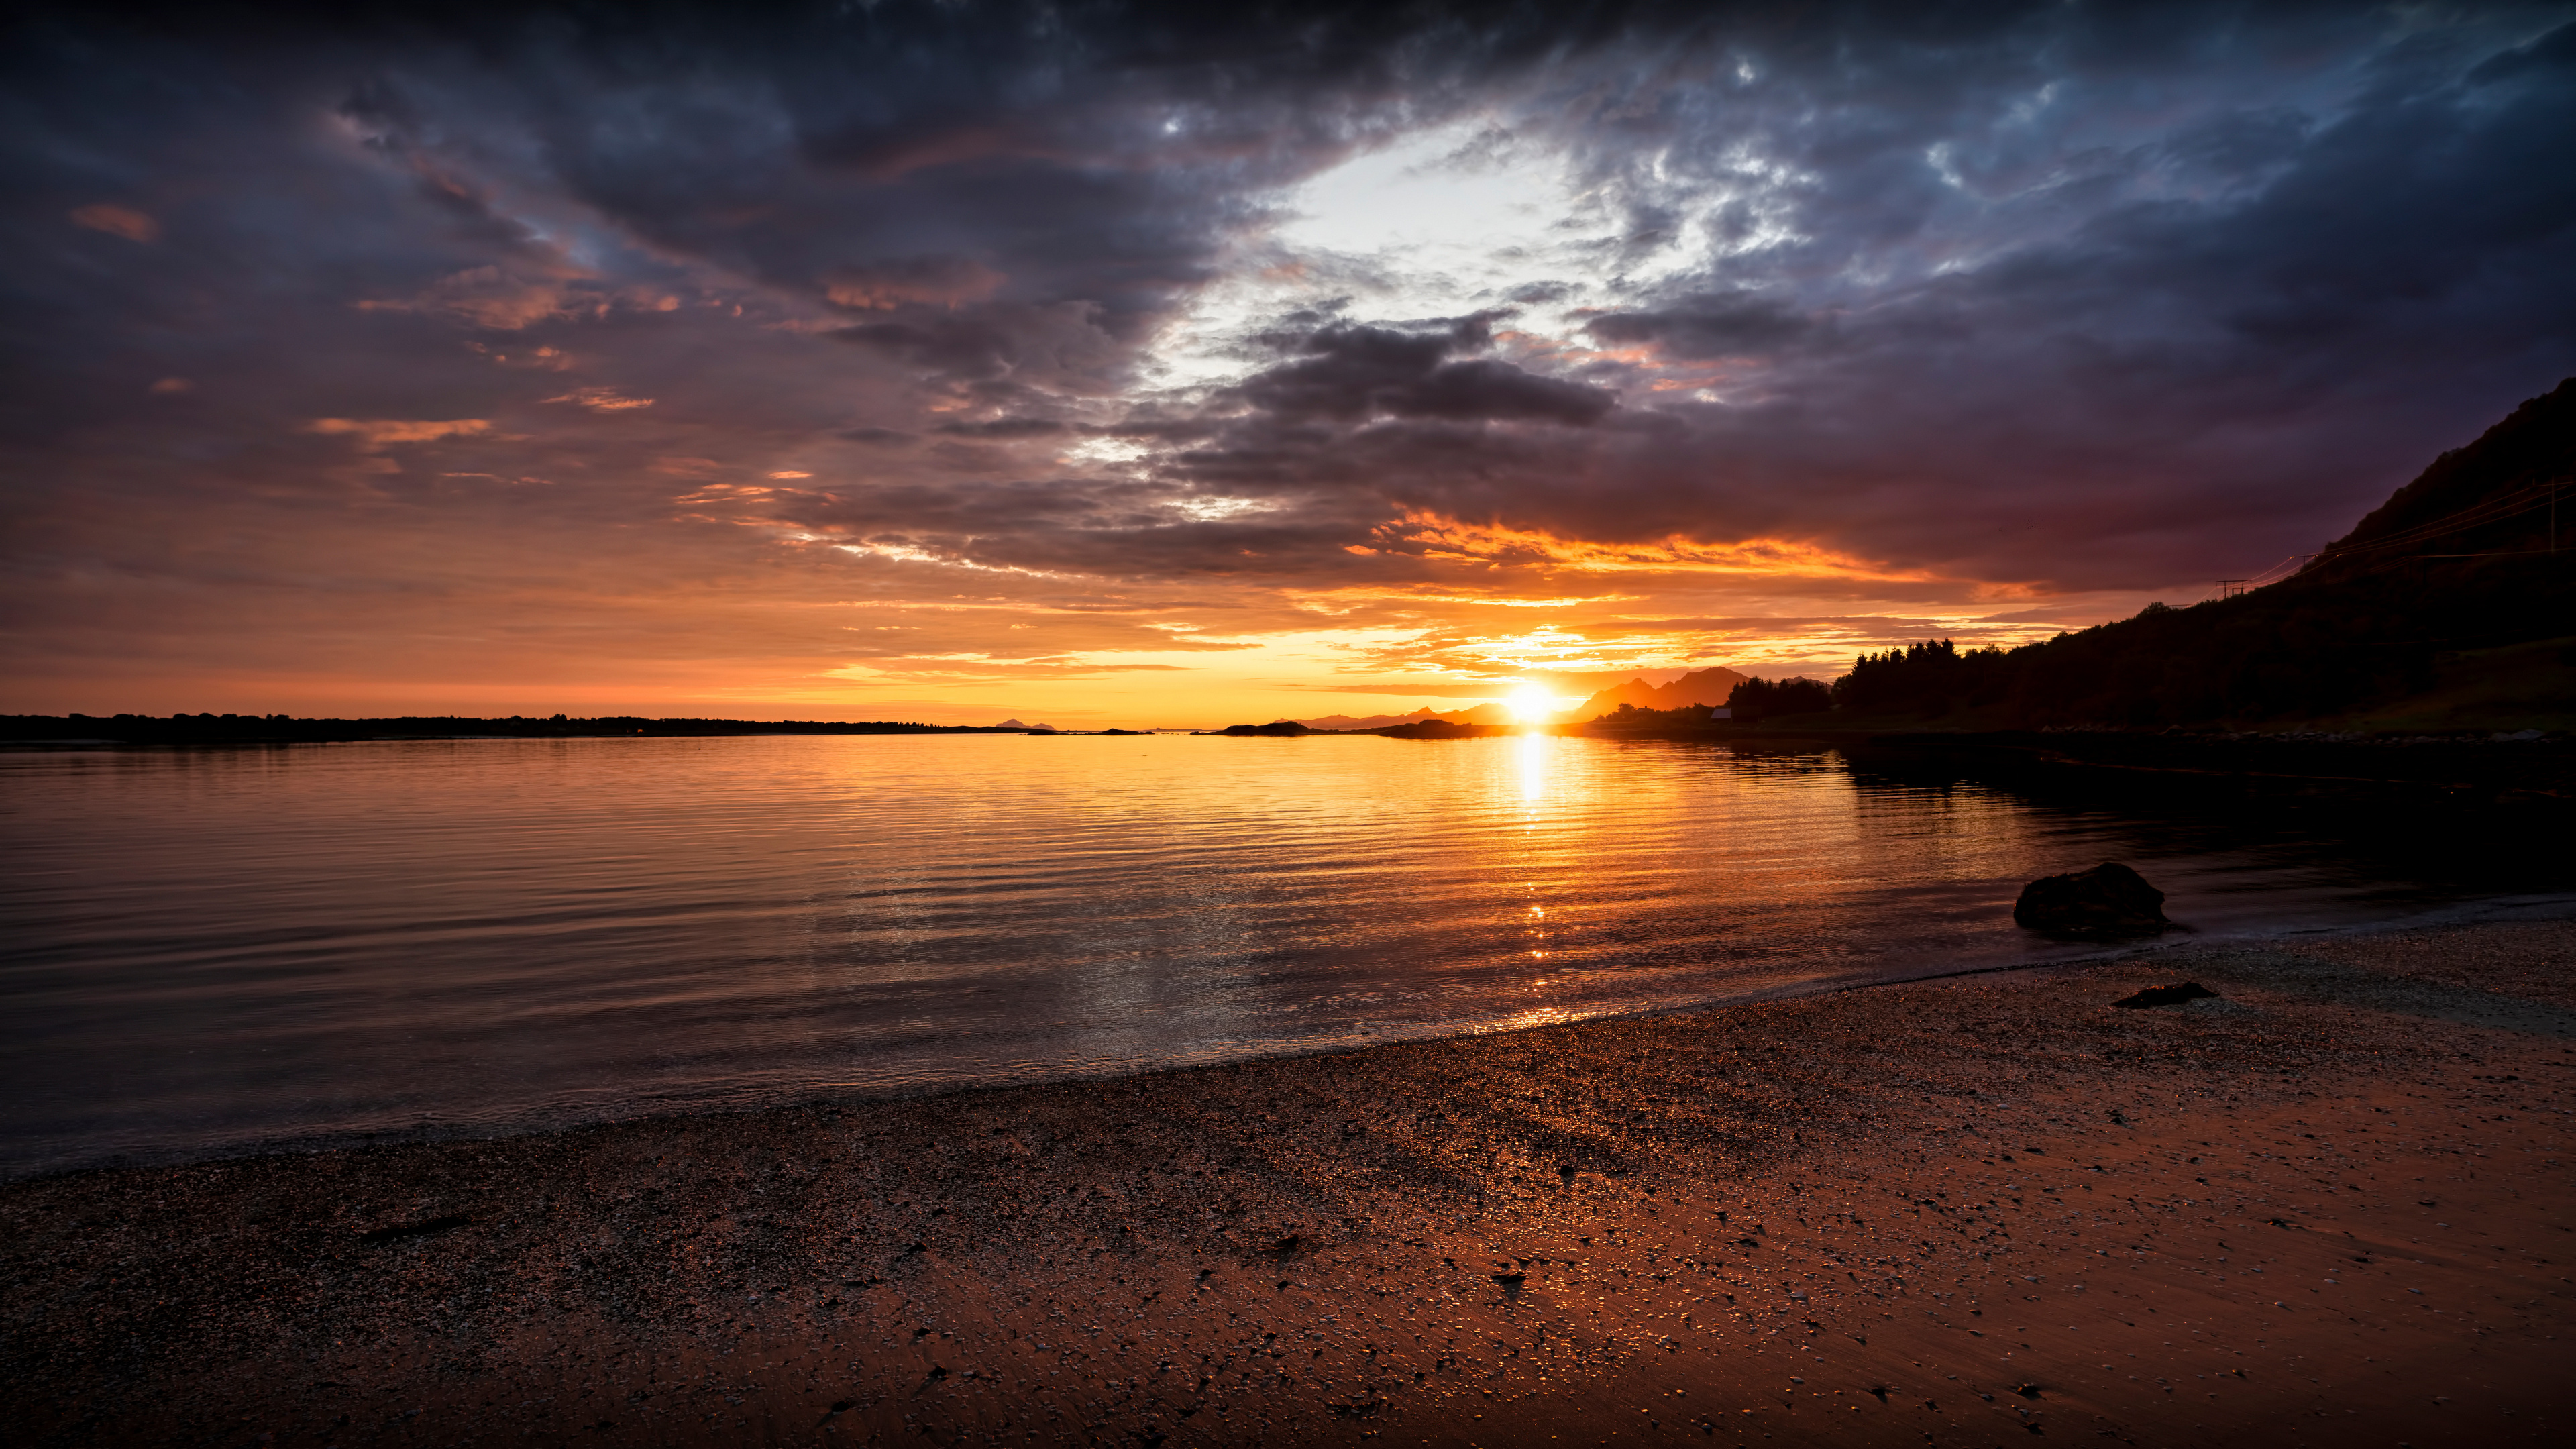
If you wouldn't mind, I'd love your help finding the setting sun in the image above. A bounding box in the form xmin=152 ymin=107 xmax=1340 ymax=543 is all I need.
xmin=1507 ymin=686 xmax=1561 ymax=723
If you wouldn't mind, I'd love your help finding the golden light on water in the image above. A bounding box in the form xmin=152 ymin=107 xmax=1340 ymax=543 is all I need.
xmin=1517 ymin=731 xmax=1552 ymax=804
xmin=1514 ymin=735 xmax=1558 ymax=967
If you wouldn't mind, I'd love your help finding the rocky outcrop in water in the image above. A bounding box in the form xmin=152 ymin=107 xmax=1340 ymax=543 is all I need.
xmin=2012 ymin=861 xmax=2171 ymax=935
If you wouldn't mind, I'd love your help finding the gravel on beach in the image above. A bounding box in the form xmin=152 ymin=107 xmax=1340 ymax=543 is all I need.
xmin=6 ymin=919 xmax=2572 ymax=1447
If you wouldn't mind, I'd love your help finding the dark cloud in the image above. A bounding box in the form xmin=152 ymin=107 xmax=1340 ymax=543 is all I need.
xmin=1236 ymin=325 xmax=1459 ymax=419
xmin=1231 ymin=319 xmax=1614 ymax=425
xmin=1583 ymin=291 xmax=1814 ymax=359
xmin=827 ymin=303 xmax=1122 ymax=388
xmin=1386 ymin=359 xmax=1617 ymax=425
xmin=932 ymin=418 xmax=1068 ymax=439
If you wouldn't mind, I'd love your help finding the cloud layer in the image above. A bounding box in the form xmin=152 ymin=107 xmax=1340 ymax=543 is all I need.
xmin=4 ymin=1 xmax=2572 ymax=719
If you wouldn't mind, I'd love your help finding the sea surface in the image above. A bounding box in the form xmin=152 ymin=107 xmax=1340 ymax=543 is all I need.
xmin=3 ymin=733 xmax=2565 ymax=1179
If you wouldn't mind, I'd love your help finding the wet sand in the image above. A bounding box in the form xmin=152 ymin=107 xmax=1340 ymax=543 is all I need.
xmin=6 ymin=919 xmax=2572 ymax=1447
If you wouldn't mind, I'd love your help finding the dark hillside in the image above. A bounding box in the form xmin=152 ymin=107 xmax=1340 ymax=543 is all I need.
xmin=1827 ymin=378 xmax=2576 ymax=729
xmin=2316 ymin=376 xmax=2576 ymax=568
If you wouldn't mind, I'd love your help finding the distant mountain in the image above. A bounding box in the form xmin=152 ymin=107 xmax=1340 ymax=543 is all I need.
xmin=1297 ymin=704 xmax=1518 ymax=729
xmin=1575 ymin=665 xmax=1751 ymax=718
xmin=1307 ymin=682 xmax=1751 ymax=731
xmin=994 ymin=718 xmax=1057 ymax=730
xmin=1295 ymin=706 xmax=1454 ymax=731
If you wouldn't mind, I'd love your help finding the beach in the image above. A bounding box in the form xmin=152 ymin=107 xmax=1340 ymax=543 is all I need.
xmin=6 ymin=918 xmax=2571 ymax=1447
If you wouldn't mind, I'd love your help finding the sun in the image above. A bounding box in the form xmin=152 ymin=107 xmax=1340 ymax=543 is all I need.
xmin=1507 ymin=686 xmax=1558 ymax=724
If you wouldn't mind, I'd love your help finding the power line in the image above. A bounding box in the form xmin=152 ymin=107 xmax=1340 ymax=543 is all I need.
xmin=2312 ymin=475 xmax=2569 ymax=558
xmin=2213 ymin=473 xmax=2573 ymax=596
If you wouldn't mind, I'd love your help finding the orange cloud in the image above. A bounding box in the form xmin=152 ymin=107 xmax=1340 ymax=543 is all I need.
xmin=354 ymin=264 xmax=620 ymax=331
xmin=1287 ymin=585 xmax=1635 ymax=610
xmin=1366 ymin=510 xmax=1937 ymax=582
xmin=69 ymin=203 xmax=159 ymax=242
xmin=545 ymin=386 xmax=655 ymax=412
xmin=304 ymin=417 xmax=492 ymax=449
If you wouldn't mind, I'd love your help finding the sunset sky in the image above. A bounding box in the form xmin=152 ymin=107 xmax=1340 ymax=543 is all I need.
xmin=7 ymin=1 xmax=2574 ymax=726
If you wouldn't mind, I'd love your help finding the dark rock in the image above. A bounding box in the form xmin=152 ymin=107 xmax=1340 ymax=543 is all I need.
xmin=1218 ymin=720 xmax=1312 ymax=737
xmin=2112 ymin=981 xmax=2219 ymax=1009
xmin=2012 ymin=861 xmax=2170 ymax=934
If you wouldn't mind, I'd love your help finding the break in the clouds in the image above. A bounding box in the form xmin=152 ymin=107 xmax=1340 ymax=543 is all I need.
xmin=4 ymin=1 xmax=2573 ymax=722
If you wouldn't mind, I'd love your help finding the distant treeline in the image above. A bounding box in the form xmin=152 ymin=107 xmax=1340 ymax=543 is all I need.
xmin=0 ymin=714 xmax=1018 ymax=744
xmin=1723 ymin=676 xmax=1833 ymax=722
xmin=1811 ymin=599 xmax=2464 ymax=727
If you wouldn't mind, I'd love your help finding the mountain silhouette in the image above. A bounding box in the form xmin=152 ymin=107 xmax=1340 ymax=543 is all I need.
xmin=1294 ymin=706 xmax=1456 ymax=731
xmin=1575 ymin=665 xmax=1752 ymax=717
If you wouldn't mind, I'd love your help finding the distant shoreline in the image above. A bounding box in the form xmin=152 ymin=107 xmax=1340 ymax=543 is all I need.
xmin=0 ymin=714 xmax=1146 ymax=745
xmin=9 ymin=713 xmax=2567 ymax=798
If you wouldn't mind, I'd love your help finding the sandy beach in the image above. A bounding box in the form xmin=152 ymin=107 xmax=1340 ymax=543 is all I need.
xmin=6 ymin=918 xmax=2571 ymax=1447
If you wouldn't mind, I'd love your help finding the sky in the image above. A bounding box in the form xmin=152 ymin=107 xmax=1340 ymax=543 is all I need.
xmin=5 ymin=1 xmax=2574 ymax=727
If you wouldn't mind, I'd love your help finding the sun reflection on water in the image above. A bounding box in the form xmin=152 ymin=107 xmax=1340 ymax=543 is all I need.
xmin=1510 ymin=734 xmax=1564 ymax=967
xmin=1516 ymin=731 xmax=1550 ymax=804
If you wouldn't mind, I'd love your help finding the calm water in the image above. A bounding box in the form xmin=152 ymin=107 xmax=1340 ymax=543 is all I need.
xmin=2 ymin=733 xmax=2563 ymax=1179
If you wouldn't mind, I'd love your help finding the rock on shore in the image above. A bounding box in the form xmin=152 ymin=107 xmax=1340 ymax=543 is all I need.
xmin=2013 ymin=859 xmax=2171 ymax=934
